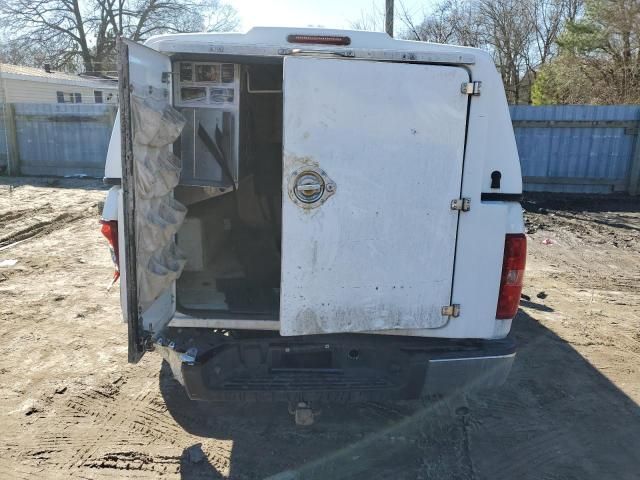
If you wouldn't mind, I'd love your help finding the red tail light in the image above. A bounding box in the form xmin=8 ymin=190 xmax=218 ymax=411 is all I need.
xmin=100 ymin=219 xmax=120 ymax=282
xmin=496 ymin=233 xmax=527 ymax=319
xmin=287 ymin=34 xmax=351 ymax=46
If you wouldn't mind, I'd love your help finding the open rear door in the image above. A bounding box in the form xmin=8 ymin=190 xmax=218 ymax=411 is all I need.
xmin=119 ymin=39 xmax=185 ymax=362
xmin=280 ymin=57 xmax=469 ymax=336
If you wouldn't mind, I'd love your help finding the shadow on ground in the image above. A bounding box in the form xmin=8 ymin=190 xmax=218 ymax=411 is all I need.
xmin=160 ymin=311 xmax=640 ymax=480
xmin=519 ymin=299 xmax=554 ymax=312
xmin=522 ymin=192 xmax=640 ymax=214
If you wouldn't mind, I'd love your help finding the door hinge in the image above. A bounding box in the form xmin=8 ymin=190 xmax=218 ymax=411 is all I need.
xmin=142 ymin=334 xmax=155 ymax=352
xmin=461 ymin=81 xmax=481 ymax=96
xmin=450 ymin=198 xmax=471 ymax=211
xmin=162 ymin=71 xmax=178 ymax=83
xmin=441 ymin=304 xmax=461 ymax=318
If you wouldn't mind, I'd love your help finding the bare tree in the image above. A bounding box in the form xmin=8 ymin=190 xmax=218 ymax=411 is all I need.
xmin=528 ymin=0 xmax=583 ymax=69
xmin=398 ymin=0 xmax=484 ymax=46
xmin=395 ymin=0 xmax=532 ymax=101
xmin=0 ymin=0 xmax=239 ymax=73
xmin=350 ymin=1 xmax=385 ymax=32
xmin=388 ymin=0 xmax=583 ymax=103
xmin=477 ymin=0 xmax=536 ymax=103
xmin=0 ymin=38 xmax=54 ymax=68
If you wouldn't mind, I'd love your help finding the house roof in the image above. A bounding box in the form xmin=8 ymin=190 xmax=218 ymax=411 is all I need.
xmin=0 ymin=63 xmax=117 ymax=90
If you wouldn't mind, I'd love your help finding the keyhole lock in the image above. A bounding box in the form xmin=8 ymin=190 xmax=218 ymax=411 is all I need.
xmin=294 ymin=171 xmax=325 ymax=203
xmin=288 ymin=167 xmax=336 ymax=208
xmin=491 ymin=170 xmax=502 ymax=189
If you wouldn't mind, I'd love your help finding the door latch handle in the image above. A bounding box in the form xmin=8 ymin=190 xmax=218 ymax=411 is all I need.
xmin=289 ymin=168 xmax=336 ymax=208
xmin=296 ymin=183 xmax=322 ymax=194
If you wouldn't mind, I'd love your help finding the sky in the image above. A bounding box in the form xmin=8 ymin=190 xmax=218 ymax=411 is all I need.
xmin=230 ymin=0 xmax=436 ymax=32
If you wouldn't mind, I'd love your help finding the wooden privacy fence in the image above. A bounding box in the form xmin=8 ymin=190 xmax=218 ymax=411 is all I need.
xmin=1 ymin=103 xmax=117 ymax=177
xmin=1 ymin=103 xmax=640 ymax=194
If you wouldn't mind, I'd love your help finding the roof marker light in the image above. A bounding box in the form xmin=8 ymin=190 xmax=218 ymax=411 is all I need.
xmin=287 ymin=34 xmax=351 ymax=46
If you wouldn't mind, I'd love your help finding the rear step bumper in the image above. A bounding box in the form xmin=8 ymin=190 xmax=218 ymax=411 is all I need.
xmin=156 ymin=330 xmax=516 ymax=402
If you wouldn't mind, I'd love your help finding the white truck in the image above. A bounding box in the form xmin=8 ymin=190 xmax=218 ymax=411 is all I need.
xmin=101 ymin=27 xmax=526 ymax=416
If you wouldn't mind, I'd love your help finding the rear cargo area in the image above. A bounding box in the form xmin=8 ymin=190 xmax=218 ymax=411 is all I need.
xmin=173 ymin=60 xmax=283 ymax=319
xmin=166 ymin=58 xmax=473 ymax=335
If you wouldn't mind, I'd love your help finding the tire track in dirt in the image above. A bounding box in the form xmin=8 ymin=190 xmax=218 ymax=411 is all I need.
xmin=10 ymin=381 xmax=183 ymax=477
xmin=0 ymin=210 xmax=94 ymax=250
xmin=0 ymin=205 xmax=52 ymax=224
xmin=34 ymin=376 xmax=193 ymax=477
xmin=8 ymin=381 xmax=120 ymax=466
xmin=65 ymin=383 xmax=157 ymax=470
xmin=2 ymin=183 xmax=639 ymax=479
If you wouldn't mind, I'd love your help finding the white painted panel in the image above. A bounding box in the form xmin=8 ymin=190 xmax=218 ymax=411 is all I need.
xmin=104 ymin=113 xmax=121 ymax=178
xmin=372 ymin=61 xmax=524 ymax=340
xmin=122 ymin=40 xmax=177 ymax=338
xmin=126 ymin=40 xmax=171 ymax=95
xmin=280 ymin=57 xmax=469 ymax=336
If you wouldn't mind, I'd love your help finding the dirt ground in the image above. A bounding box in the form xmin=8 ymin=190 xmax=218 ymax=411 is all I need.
xmin=0 ymin=177 xmax=638 ymax=480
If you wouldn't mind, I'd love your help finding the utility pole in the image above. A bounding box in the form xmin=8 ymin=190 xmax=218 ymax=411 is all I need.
xmin=385 ymin=0 xmax=394 ymax=37
xmin=119 ymin=0 xmax=123 ymax=35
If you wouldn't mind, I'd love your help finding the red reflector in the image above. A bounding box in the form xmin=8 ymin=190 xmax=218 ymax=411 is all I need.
xmin=496 ymin=233 xmax=527 ymax=319
xmin=287 ymin=34 xmax=351 ymax=46
xmin=100 ymin=219 xmax=120 ymax=282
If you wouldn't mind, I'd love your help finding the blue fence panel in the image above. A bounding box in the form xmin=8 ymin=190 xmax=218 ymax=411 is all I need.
xmin=510 ymin=105 xmax=640 ymax=193
xmin=4 ymin=103 xmax=639 ymax=192
xmin=0 ymin=105 xmax=7 ymax=170
xmin=13 ymin=103 xmax=116 ymax=177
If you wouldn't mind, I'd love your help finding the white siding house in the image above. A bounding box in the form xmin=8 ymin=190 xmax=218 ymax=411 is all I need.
xmin=0 ymin=63 xmax=118 ymax=104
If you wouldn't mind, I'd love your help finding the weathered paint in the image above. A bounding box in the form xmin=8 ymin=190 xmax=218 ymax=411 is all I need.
xmin=279 ymin=57 xmax=469 ymax=336
xmin=106 ymin=29 xmax=525 ymax=341
xmin=118 ymin=39 xmax=176 ymax=362
xmin=9 ymin=103 xmax=116 ymax=177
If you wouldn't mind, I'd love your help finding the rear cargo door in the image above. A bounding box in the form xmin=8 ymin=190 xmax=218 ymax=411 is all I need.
xmin=119 ymin=39 xmax=179 ymax=362
xmin=280 ymin=57 xmax=469 ymax=336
